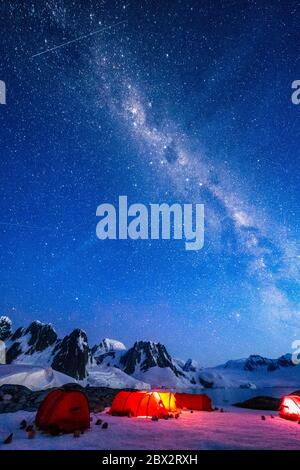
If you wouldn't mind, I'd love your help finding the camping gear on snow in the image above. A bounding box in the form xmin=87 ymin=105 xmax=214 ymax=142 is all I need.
xmin=175 ymin=393 xmax=213 ymax=411
xmin=20 ymin=419 xmax=27 ymax=429
xmin=279 ymin=395 xmax=300 ymax=421
xmin=35 ymin=389 xmax=90 ymax=433
xmin=109 ymin=391 xmax=177 ymax=418
xmin=3 ymin=433 xmax=13 ymax=444
xmin=27 ymin=430 xmax=36 ymax=439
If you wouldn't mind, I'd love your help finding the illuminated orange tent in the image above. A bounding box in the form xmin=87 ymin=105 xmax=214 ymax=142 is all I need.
xmin=279 ymin=395 xmax=300 ymax=421
xmin=109 ymin=391 xmax=177 ymax=418
xmin=36 ymin=389 xmax=90 ymax=433
xmin=175 ymin=393 xmax=213 ymax=411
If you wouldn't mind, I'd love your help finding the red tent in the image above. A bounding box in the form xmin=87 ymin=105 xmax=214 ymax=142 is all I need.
xmin=175 ymin=393 xmax=213 ymax=411
xmin=279 ymin=395 xmax=300 ymax=421
xmin=36 ymin=389 xmax=90 ymax=433
xmin=109 ymin=391 xmax=176 ymax=418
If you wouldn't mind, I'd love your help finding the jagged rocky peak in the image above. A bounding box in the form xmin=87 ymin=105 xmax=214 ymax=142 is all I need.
xmin=8 ymin=320 xmax=57 ymax=350
xmin=244 ymin=355 xmax=273 ymax=371
xmin=119 ymin=340 xmax=185 ymax=377
xmin=267 ymin=354 xmax=295 ymax=371
xmin=24 ymin=321 xmax=58 ymax=353
xmin=0 ymin=316 xmax=12 ymax=341
xmin=244 ymin=354 xmax=295 ymax=372
xmin=51 ymin=329 xmax=89 ymax=380
xmin=277 ymin=353 xmax=294 ymax=366
xmin=182 ymin=358 xmax=198 ymax=372
xmin=5 ymin=320 xmax=58 ymax=363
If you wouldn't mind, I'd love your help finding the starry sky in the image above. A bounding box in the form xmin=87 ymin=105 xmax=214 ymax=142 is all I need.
xmin=0 ymin=0 xmax=299 ymax=366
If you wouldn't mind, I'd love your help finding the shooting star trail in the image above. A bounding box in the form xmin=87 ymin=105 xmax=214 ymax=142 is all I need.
xmin=30 ymin=20 xmax=127 ymax=59
xmin=0 ymin=222 xmax=50 ymax=231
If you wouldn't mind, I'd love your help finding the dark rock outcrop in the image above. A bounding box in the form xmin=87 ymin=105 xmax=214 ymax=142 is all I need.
xmin=51 ymin=329 xmax=89 ymax=380
xmin=244 ymin=354 xmax=295 ymax=372
xmin=199 ymin=377 xmax=214 ymax=388
xmin=0 ymin=384 xmax=130 ymax=414
xmin=119 ymin=341 xmax=185 ymax=377
xmin=268 ymin=354 xmax=295 ymax=371
xmin=6 ymin=321 xmax=58 ymax=363
xmin=93 ymin=351 xmax=116 ymax=366
xmin=0 ymin=316 xmax=12 ymax=341
xmin=234 ymin=395 xmax=280 ymax=411
xmin=182 ymin=358 xmax=197 ymax=372
xmin=244 ymin=355 xmax=273 ymax=371
xmin=25 ymin=321 xmax=58 ymax=354
xmin=6 ymin=342 xmax=23 ymax=364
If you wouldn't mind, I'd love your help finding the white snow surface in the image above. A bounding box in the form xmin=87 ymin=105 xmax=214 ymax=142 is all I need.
xmin=132 ymin=366 xmax=198 ymax=389
xmin=1 ymin=407 xmax=300 ymax=450
xmin=0 ymin=365 xmax=76 ymax=391
xmin=87 ymin=364 xmax=150 ymax=389
xmin=94 ymin=338 xmax=126 ymax=355
xmin=0 ymin=363 xmax=150 ymax=391
xmin=77 ymin=333 xmax=88 ymax=352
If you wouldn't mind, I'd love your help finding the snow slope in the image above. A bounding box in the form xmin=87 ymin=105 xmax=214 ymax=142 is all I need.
xmin=0 ymin=365 xmax=76 ymax=391
xmin=87 ymin=364 xmax=150 ymax=389
xmin=132 ymin=366 xmax=197 ymax=389
xmin=0 ymin=363 xmax=150 ymax=391
xmin=1 ymin=407 xmax=299 ymax=450
xmin=7 ymin=346 xmax=55 ymax=367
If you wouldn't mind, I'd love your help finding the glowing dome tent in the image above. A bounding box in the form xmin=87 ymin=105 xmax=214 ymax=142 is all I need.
xmin=36 ymin=389 xmax=90 ymax=433
xmin=175 ymin=393 xmax=213 ymax=411
xmin=109 ymin=391 xmax=177 ymax=418
xmin=279 ymin=395 xmax=300 ymax=421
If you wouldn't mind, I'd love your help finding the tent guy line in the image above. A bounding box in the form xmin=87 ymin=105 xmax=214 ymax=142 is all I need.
xmin=30 ymin=20 xmax=127 ymax=59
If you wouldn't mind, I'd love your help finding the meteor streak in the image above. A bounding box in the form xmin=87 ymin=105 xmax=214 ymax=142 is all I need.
xmin=30 ymin=20 xmax=127 ymax=59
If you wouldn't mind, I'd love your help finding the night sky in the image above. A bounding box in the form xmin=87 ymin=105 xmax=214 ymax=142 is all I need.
xmin=0 ymin=0 xmax=299 ymax=366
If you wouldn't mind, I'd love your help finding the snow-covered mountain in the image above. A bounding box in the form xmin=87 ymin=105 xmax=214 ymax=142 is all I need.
xmin=91 ymin=338 xmax=126 ymax=357
xmin=5 ymin=321 xmax=58 ymax=365
xmin=201 ymin=353 xmax=300 ymax=388
xmin=4 ymin=321 xmax=89 ymax=381
xmin=92 ymin=340 xmax=196 ymax=388
xmin=2 ymin=316 xmax=300 ymax=390
xmin=119 ymin=341 xmax=181 ymax=375
xmin=2 ymin=320 xmax=152 ymax=387
xmin=118 ymin=341 xmax=194 ymax=388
